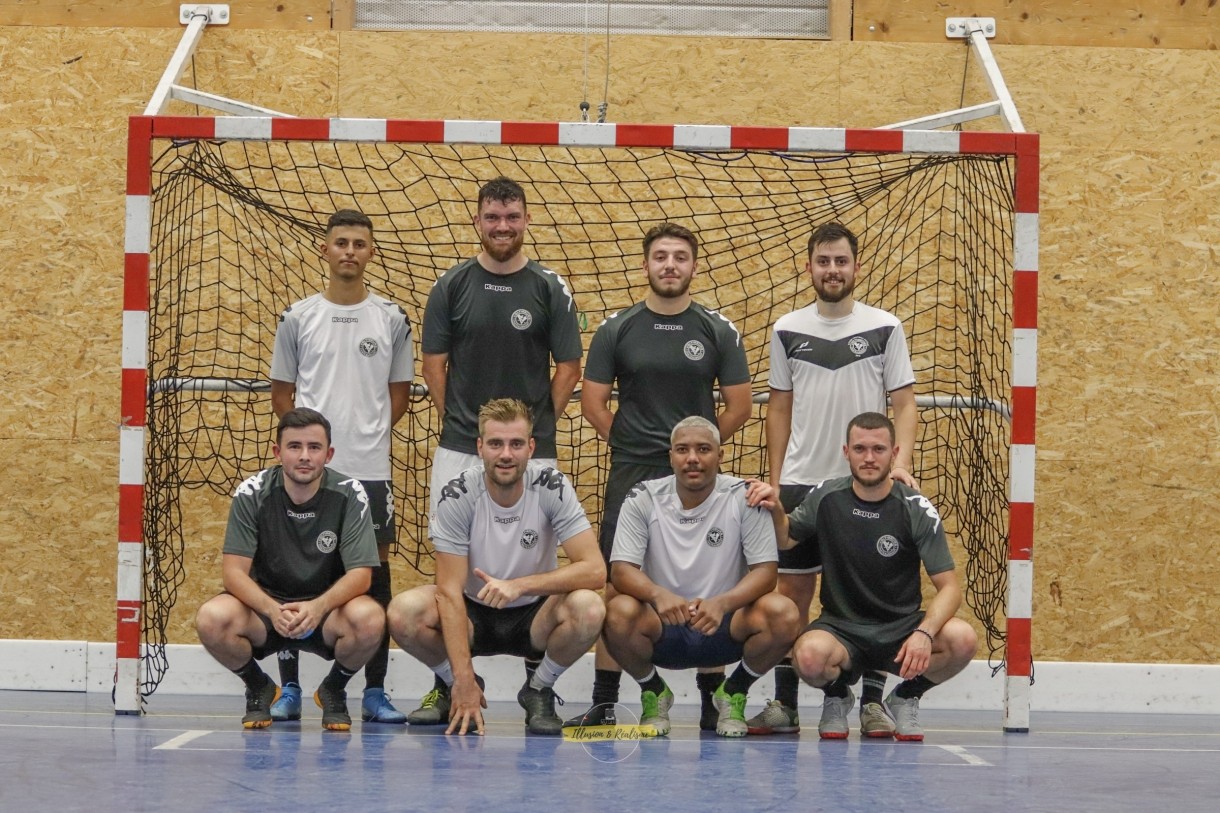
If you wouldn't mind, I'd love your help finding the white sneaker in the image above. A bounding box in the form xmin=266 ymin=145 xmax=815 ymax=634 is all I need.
xmin=885 ymin=690 xmax=924 ymax=742
xmin=818 ymin=688 xmax=855 ymax=740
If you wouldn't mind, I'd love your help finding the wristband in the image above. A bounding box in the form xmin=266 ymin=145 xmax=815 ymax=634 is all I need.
xmin=913 ymin=628 xmax=934 ymax=644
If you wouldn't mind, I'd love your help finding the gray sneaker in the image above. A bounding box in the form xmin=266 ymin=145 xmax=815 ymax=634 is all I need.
xmin=859 ymin=701 xmax=897 ymax=738
xmin=746 ymin=699 xmax=800 ymax=735
xmin=885 ymin=690 xmax=924 ymax=741
xmin=407 ymin=675 xmax=484 ymax=726
xmin=818 ymin=688 xmax=855 ymax=740
xmin=406 ymin=685 xmax=450 ymax=725
xmin=640 ymin=685 xmax=674 ymax=737
xmin=517 ymin=681 xmax=564 ymax=736
xmin=711 ymin=684 xmax=748 ymax=738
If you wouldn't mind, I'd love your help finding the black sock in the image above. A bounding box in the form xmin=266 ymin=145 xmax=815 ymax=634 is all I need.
xmin=592 ymin=668 xmax=623 ymax=705
xmin=277 ymin=648 xmax=300 ymax=687
xmin=233 ymin=658 xmax=270 ymax=692
xmin=638 ymin=671 xmax=666 ymax=696
xmin=861 ymin=670 xmax=887 ymax=705
xmin=696 ymin=671 xmax=723 ymax=706
xmin=822 ymin=676 xmax=851 ymax=699
xmin=363 ymin=562 xmax=393 ymax=689
xmin=721 ymin=665 xmax=758 ymax=698
xmin=895 ymin=675 xmax=936 ymax=700
xmin=322 ymin=660 xmax=359 ymax=692
xmin=775 ymin=657 xmax=799 ymax=709
xmin=525 ymin=658 xmax=542 ymax=681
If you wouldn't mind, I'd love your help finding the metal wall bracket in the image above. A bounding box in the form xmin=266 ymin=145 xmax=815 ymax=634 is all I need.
xmin=946 ymin=17 xmax=995 ymax=39
xmin=179 ymin=4 xmax=230 ymax=26
xmin=881 ymin=15 xmax=1023 ymax=132
xmin=148 ymin=5 xmax=291 ymax=116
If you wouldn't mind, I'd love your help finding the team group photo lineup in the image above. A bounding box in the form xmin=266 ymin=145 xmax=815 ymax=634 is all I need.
xmin=197 ymin=174 xmax=978 ymax=743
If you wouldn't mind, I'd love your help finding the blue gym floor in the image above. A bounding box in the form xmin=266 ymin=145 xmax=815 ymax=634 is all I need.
xmin=1 ymin=690 xmax=1216 ymax=813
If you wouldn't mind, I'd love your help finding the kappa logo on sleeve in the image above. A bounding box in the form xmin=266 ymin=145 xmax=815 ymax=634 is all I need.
xmin=532 ymin=467 xmax=567 ymax=499
xmin=905 ymin=494 xmax=943 ymax=531
xmin=440 ymin=472 xmax=470 ymax=505
xmin=234 ymin=469 xmax=267 ymax=497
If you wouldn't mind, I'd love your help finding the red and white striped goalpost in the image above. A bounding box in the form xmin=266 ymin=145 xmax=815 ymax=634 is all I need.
xmin=119 ymin=116 xmax=1038 ymax=729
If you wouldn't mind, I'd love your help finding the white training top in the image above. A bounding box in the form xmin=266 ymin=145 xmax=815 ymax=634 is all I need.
xmin=768 ymin=302 xmax=915 ymax=486
xmin=270 ymin=292 xmax=414 ymax=480
xmin=610 ymin=474 xmax=778 ymax=601
xmin=431 ymin=460 xmax=592 ymax=608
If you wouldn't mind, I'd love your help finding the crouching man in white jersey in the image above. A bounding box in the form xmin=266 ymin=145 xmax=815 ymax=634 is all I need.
xmin=601 ymin=417 xmax=801 ymax=737
xmin=387 ymin=398 xmax=605 ymax=735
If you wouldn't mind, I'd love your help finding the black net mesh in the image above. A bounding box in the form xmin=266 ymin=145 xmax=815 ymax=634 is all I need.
xmin=141 ymin=136 xmax=1014 ymax=698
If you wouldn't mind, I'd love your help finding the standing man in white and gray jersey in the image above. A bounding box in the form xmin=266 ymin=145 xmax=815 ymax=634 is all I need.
xmin=269 ymin=208 xmax=414 ymax=725
xmin=749 ymin=220 xmax=918 ymax=737
xmin=601 ymin=417 xmax=799 ymax=738
xmin=422 ymin=176 xmax=583 ymax=524
xmin=388 ymin=398 xmax=605 ymax=736
xmin=566 ymin=221 xmax=753 ymax=731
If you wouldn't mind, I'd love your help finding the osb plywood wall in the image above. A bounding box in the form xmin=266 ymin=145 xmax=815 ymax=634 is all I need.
xmin=0 ymin=25 xmax=1216 ymax=668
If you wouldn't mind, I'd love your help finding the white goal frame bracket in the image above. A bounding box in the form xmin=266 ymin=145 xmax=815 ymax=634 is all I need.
xmin=881 ymin=16 xmax=1024 ymax=134
xmin=144 ymin=5 xmax=292 ymax=118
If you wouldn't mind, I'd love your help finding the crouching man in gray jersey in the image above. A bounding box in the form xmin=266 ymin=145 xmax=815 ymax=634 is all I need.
xmin=601 ymin=417 xmax=800 ymax=737
xmin=388 ymin=399 xmax=605 ymax=735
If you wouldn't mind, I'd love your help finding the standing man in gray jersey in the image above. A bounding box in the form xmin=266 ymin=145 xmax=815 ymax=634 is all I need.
xmin=748 ymin=221 xmax=919 ymax=738
xmin=564 ymin=222 xmax=753 ymax=731
xmin=268 ymin=208 xmax=414 ymax=724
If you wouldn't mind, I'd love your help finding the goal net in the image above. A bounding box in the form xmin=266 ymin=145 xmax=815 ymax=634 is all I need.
xmin=122 ymin=118 xmax=1031 ymax=713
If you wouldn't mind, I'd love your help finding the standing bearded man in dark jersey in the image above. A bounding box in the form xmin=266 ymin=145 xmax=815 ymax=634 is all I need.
xmin=422 ymin=176 xmax=582 ymax=521
xmin=564 ymin=222 xmax=753 ymax=731
xmin=195 ymin=408 xmax=385 ymax=731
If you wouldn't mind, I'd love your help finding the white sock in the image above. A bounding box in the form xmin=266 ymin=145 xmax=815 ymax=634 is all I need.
xmin=528 ymin=655 xmax=566 ymax=690
xmin=431 ymin=659 xmax=454 ymax=687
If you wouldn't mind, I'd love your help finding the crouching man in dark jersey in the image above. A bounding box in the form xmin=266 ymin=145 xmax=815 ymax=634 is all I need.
xmin=775 ymin=412 xmax=977 ymax=741
xmin=195 ymin=407 xmax=385 ymax=731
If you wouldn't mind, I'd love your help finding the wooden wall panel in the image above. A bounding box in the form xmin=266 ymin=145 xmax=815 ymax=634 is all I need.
xmin=853 ymin=0 xmax=1220 ymax=50
xmin=0 ymin=25 xmax=1218 ymax=668
xmin=0 ymin=0 xmax=335 ymax=29
xmin=3 ymin=1 xmax=1216 ymax=48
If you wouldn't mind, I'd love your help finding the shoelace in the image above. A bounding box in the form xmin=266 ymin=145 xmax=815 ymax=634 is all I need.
xmin=418 ymin=688 xmax=444 ymax=708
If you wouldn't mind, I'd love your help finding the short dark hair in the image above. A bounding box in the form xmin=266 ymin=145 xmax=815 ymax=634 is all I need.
xmin=643 ymin=222 xmax=699 ymax=260
xmin=277 ymin=407 xmax=332 ymax=446
xmin=326 ymin=208 xmax=374 ymax=237
xmin=807 ymin=221 xmax=858 ymax=261
xmin=846 ymin=411 xmax=894 ymax=445
xmin=478 ymin=398 xmax=534 ymax=437
xmin=478 ymin=177 xmax=527 ymax=211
